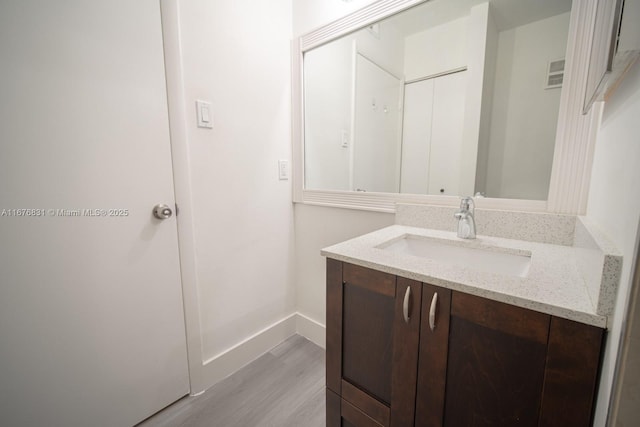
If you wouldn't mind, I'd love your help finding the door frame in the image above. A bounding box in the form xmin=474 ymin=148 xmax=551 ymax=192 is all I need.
xmin=606 ymin=217 xmax=640 ymax=425
xmin=159 ymin=0 xmax=206 ymax=395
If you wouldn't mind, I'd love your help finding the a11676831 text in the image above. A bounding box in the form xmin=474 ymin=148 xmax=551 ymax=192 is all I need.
xmin=0 ymin=208 xmax=129 ymax=217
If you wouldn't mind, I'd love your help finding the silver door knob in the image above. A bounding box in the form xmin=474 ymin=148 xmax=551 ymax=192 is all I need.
xmin=153 ymin=204 xmax=173 ymax=220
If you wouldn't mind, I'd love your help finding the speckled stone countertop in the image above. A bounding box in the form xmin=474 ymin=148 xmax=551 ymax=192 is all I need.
xmin=321 ymin=224 xmax=608 ymax=328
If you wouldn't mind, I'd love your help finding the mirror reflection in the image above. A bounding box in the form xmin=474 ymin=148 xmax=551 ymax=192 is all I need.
xmin=303 ymin=0 xmax=572 ymax=200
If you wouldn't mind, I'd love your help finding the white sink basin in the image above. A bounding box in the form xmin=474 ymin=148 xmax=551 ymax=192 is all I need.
xmin=377 ymin=235 xmax=531 ymax=278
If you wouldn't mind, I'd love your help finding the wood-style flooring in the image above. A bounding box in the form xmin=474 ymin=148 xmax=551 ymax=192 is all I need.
xmin=138 ymin=335 xmax=325 ymax=427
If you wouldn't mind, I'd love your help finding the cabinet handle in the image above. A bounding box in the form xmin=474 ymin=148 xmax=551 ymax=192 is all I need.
xmin=403 ymin=286 xmax=411 ymax=324
xmin=429 ymin=292 xmax=438 ymax=331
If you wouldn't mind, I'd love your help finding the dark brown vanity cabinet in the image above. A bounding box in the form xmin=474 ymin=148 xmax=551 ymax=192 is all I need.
xmin=326 ymin=260 xmax=605 ymax=427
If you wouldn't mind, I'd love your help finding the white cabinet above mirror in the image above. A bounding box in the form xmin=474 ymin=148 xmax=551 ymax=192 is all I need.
xmin=292 ymin=0 xmax=604 ymax=214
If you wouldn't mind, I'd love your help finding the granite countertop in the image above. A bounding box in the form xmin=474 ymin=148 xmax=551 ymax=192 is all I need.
xmin=321 ymin=224 xmax=607 ymax=328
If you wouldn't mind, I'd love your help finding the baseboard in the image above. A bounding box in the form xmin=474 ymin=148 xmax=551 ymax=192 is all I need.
xmin=194 ymin=312 xmax=327 ymax=395
xmin=198 ymin=313 xmax=297 ymax=393
xmin=295 ymin=312 xmax=326 ymax=349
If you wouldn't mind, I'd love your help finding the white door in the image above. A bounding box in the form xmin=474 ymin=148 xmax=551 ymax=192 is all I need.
xmin=353 ymin=54 xmax=402 ymax=193
xmin=400 ymin=79 xmax=434 ymax=194
xmin=428 ymin=71 xmax=467 ymax=196
xmin=399 ymin=71 xmax=467 ymax=196
xmin=0 ymin=1 xmax=189 ymax=426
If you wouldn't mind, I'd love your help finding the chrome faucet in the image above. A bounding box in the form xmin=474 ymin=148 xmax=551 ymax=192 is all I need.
xmin=454 ymin=197 xmax=476 ymax=239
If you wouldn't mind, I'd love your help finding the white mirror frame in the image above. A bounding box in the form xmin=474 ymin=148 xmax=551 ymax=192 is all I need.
xmin=292 ymin=0 xmax=603 ymax=215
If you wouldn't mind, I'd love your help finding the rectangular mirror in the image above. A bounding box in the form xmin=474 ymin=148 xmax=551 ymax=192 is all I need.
xmin=302 ymin=0 xmax=572 ymax=201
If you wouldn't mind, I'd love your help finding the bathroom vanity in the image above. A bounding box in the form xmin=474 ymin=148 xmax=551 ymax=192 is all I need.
xmin=322 ymin=206 xmax=620 ymax=427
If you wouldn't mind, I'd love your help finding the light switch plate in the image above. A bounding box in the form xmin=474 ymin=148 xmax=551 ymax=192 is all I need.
xmin=340 ymin=129 xmax=349 ymax=148
xmin=196 ymin=100 xmax=213 ymax=129
xmin=278 ymin=159 xmax=289 ymax=180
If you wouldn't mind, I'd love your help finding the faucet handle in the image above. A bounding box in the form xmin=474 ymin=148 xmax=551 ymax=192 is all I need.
xmin=460 ymin=196 xmax=475 ymax=212
xmin=456 ymin=196 xmax=477 ymax=239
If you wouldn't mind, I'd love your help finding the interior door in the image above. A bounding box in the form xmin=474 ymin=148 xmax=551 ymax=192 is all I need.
xmin=0 ymin=1 xmax=189 ymax=426
xmin=427 ymin=70 xmax=467 ymax=196
xmin=352 ymin=53 xmax=402 ymax=193
xmin=399 ymin=71 xmax=467 ymax=196
xmin=400 ymin=79 xmax=434 ymax=194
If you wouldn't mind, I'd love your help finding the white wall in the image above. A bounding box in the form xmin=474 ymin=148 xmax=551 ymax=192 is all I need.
xmin=403 ymin=15 xmax=468 ymax=81
xmin=294 ymin=204 xmax=394 ymax=327
xmin=586 ymin=62 xmax=640 ymax=426
xmin=293 ymin=0 xmax=393 ymax=330
xmin=176 ymin=0 xmax=296 ymax=382
xmin=484 ymin=13 xmax=570 ymax=200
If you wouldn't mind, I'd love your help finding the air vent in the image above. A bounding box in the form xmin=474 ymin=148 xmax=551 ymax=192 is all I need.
xmin=545 ymin=58 xmax=565 ymax=89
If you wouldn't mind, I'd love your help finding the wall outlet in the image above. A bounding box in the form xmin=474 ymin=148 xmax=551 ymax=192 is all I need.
xmin=278 ymin=159 xmax=289 ymax=180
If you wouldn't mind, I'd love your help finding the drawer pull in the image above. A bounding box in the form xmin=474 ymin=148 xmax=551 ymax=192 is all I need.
xmin=403 ymin=286 xmax=411 ymax=323
xmin=429 ymin=292 xmax=438 ymax=331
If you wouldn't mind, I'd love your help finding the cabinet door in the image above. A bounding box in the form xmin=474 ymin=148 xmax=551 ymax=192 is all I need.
xmin=326 ymin=260 xmax=422 ymax=427
xmin=328 ymin=389 xmax=384 ymax=427
xmin=444 ymin=292 xmax=551 ymax=427
xmin=415 ymin=284 xmax=451 ymax=427
xmin=538 ymin=317 xmax=603 ymax=427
